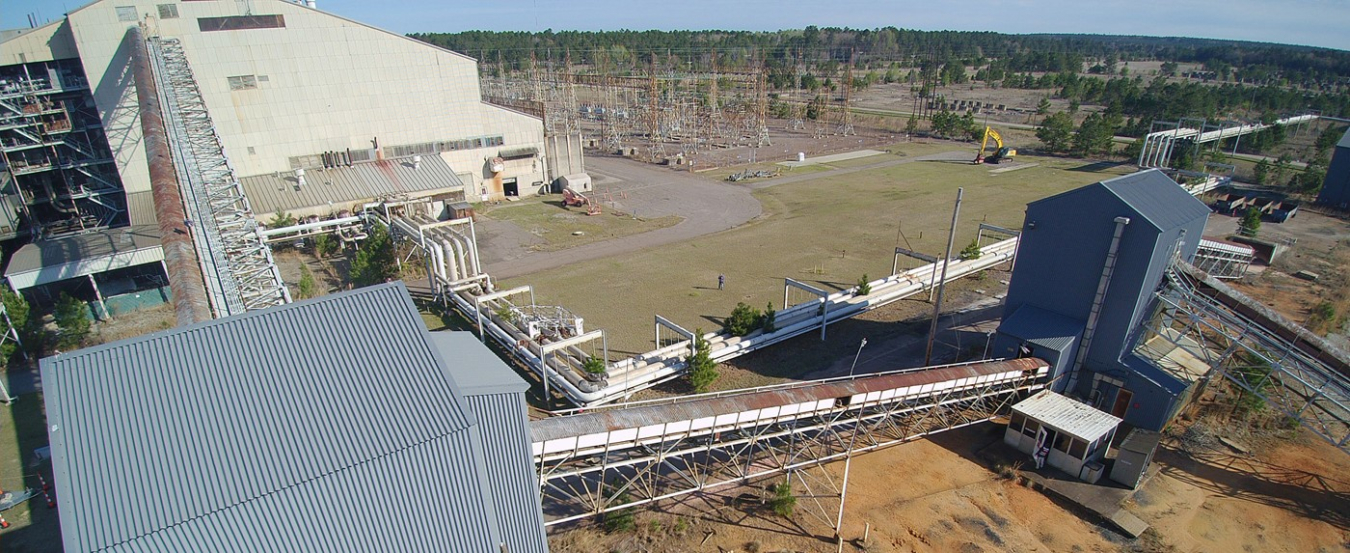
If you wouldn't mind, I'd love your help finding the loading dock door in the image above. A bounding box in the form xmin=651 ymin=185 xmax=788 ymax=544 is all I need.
xmin=503 ymin=178 xmax=519 ymax=197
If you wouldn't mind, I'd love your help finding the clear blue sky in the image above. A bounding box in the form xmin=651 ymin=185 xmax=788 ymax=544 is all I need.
xmin=6 ymin=0 xmax=1349 ymax=51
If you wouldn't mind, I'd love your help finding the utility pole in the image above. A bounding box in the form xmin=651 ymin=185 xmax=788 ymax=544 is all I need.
xmin=924 ymin=187 xmax=963 ymax=366
xmin=848 ymin=337 xmax=868 ymax=377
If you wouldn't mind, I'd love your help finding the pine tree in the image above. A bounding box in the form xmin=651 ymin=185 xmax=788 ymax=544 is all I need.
xmin=349 ymin=224 xmax=398 ymax=287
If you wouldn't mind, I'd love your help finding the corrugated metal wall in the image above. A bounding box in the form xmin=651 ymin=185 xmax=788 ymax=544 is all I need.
xmin=466 ymin=392 xmax=550 ymax=553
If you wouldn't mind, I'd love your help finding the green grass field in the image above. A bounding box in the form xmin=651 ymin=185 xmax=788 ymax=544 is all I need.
xmin=0 ymin=393 xmax=60 ymax=553
xmin=501 ymin=152 xmax=1136 ymax=357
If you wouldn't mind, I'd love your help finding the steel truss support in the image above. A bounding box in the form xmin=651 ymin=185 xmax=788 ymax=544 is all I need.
xmin=535 ymin=368 xmax=1044 ymax=526
xmin=1139 ymin=262 xmax=1350 ymax=452
xmin=784 ymin=277 xmax=830 ymax=340
xmin=654 ymin=314 xmax=695 ymax=358
xmin=147 ymin=37 xmax=288 ymax=316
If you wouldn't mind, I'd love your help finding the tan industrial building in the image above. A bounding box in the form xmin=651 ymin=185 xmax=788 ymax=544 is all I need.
xmin=2 ymin=0 xmax=548 ymax=304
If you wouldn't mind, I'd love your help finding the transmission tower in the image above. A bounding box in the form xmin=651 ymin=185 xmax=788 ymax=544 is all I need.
xmin=754 ymin=54 xmax=771 ymax=147
xmin=704 ymin=49 xmax=722 ymax=148
xmin=788 ymin=49 xmax=805 ymax=131
xmin=563 ymin=49 xmax=579 ymax=136
xmin=647 ymin=54 xmax=666 ymax=162
xmin=838 ymin=49 xmax=856 ymax=136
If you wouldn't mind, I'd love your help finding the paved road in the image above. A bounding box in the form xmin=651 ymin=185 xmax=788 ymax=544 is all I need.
xmin=481 ymin=156 xmax=763 ymax=279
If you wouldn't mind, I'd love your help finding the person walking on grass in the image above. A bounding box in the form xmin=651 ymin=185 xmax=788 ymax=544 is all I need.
xmin=718 ymin=274 xmax=725 ymax=291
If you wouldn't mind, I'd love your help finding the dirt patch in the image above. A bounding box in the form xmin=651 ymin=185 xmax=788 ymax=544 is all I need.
xmin=1203 ymin=208 xmax=1350 ymax=347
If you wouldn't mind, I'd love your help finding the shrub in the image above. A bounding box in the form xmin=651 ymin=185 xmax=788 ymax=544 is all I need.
xmin=761 ymin=303 xmax=776 ymax=333
xmin=582 ymin=356 xmax=607 ymax=376
xmin=602 ymin=482 xmax=636 ymax=533
xmin=269 ymin=209 xmax=296 ymax=228
xmin=960 ymin=239 xmax=983 ymax=260
xmin=296 ymin=264 xmax=318 ymax=299
xmin=54 ymin=292 xmax=90 ymax=349
xmin=1231 ymin=353 xmax=1273 ymax=414
xmin=349 ymin=223 xmax=398 ymax=287
xmin=1238 ymin=207 xmax=1262 ymax=237
xmin=856 ymin=274 xmax=872 ymax=296
xmin=1309 ymin=300 xmax=1339 ymax=332
xmin=768 ymin=481 xmax=796 ymax=518
xmin=1 ymin=287 xmax=30 ymax=364
xmin=313 ymin=233 xmax=339 ymax=258
xmin=724 ymin=302 xmax=762 ymax=336
xmin=686 ymin=331 xmax=718 ymax=393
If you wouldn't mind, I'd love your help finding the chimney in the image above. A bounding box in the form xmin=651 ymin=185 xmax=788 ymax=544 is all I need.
xmin=294 ymin=168 xmax=306 ymax=189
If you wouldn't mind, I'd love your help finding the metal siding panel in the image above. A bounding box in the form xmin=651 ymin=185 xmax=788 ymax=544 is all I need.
xmin=466 ymin=393 xmax=549 ymax=553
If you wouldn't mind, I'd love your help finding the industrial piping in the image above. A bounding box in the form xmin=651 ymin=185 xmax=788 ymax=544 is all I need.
xmin=128 ymin=28 xmax=212 ymax=325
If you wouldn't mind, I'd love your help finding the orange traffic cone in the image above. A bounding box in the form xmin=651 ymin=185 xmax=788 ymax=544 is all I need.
xmin=36 ymin=472 xmax=56 ymax=509
xmin=1 ymin=512 xmax=10 ymax=529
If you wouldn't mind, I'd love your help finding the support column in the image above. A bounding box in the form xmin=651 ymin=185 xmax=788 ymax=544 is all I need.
xmin=88 ymin=274 xmax=109 ymax=320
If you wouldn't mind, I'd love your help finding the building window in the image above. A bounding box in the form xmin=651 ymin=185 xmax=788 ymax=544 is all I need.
xmin=227 ymin=75 xmax=258 ymax=91
xmin=115 ymin=6 xmax=138 ymax=22
xmin=1053 ymin=432 xmax=1072 ymax=453
xmin=198 ymin=14 xmax=285 ymax=32
xmin=1068 ymin=438 xmax=1087 ymax=459
xmin=157 ymin=4 xmax=179 ymax=19
xmin=1021 ymin=419 xmax=1039 ymax=438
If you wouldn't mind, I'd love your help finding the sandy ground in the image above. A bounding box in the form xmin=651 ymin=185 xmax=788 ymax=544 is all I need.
xmin=1202 ymin=206 xmax=1350 ymax=349
xmin=549 ymin=414 xmax=1350 ymax=553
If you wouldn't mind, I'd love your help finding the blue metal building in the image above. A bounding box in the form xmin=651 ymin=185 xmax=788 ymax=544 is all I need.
xmin=993 ymin=169 xmax=1210 ymax=431
xmin=40 ymin=282 xmax=549 ymax=553
xmin=1317 ymin=128 xmax=1350 ymax=208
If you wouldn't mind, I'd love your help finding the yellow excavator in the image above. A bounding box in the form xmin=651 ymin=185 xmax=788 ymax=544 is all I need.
xmin=974 ymin=126 xmax=1016 ymax=164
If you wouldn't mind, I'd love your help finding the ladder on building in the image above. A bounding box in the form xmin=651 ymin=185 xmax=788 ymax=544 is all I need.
xmin=146 ymin=37 xmax=289 ymax=316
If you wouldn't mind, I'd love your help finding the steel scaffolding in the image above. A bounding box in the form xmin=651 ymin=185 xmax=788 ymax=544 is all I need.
xmin=146 ymin=37 xmax=289 ymax=316
xmin=531 ymin=358 xmax=1048 ymax=526
xmin=1138 ymin=261 xmax=1350 ymax=452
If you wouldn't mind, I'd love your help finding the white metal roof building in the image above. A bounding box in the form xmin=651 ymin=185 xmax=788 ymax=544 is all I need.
xmin=40 ymin=283 xmax=549 ymax=553
xmin=1 ymin=0 xmax=547 ymax=303
xmin=1005 ymin=390 xmax=1122 ymax=481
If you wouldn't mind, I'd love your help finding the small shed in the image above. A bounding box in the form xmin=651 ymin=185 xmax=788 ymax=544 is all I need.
xmin=1005 ymin=390 xmax=1121 ymax=482
xmin=557 ymin=173 xmax=592 ymax=193
xmin=447 ymin=201 xmax=474 ymax=220
xmin=1109 ymin=428 xmax=1162 ymax=489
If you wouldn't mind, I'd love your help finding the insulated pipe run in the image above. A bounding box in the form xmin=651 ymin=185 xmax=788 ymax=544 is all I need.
xmin=445 ymin=237 xmax=467 ymax=280
xmin=429 ymin=238 xmax=445 ymax=280
xmin=449 ymin=234 xmax=470 ymax=279
xmin=128 ymin=28 xmax=212 ymax=325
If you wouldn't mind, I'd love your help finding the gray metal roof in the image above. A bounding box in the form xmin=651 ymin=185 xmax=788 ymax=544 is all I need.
xmin=1100 ymin=169 xmax=1211 ymax=231
xmin=6 ymin=225 xmax=163 ymax=276
xmin=239 ymin=154 xmax=464 ymax=216
xmin=998 ymin=304 xmax=1084 ymax=353
xmin=430 ymin=331 xmax=530 ymax=396
xmin=1012 ymin=390 xmax=1121 ymax=441
xmin=40 ymin=282 xmax=539 ymax=553
xmin=1337 ymin=127 xmax=1350 ymax=150
xmin=1030 ymin=169 xmax=1210 ymax=232
xmin=5 ymin=225 xmax=165 ymax=289
xmin=124 ymin=191 xmax=158 ymax=227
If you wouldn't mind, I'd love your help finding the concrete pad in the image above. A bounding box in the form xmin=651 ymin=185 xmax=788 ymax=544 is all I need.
xmin=1108 ymin=509 xmax=1150 ymax=538
xmin=988 ymin=163 xmax=1039 ymax=174
xmin=777 ymin=149 xmax=886 ymax=167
